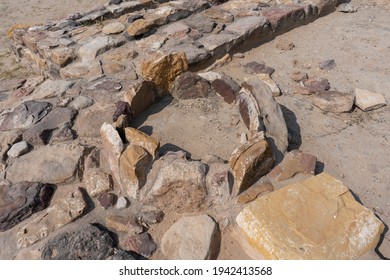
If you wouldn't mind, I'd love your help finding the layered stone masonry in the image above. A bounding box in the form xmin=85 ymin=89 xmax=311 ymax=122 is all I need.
xmin=8 ymin=0 xmax=341 ymax=80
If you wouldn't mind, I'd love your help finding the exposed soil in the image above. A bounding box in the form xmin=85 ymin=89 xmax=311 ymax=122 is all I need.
xmin=0 ymin=0 xmax=389 ymax=260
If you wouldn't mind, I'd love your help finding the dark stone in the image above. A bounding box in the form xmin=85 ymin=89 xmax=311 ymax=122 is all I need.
xmin=186 ymin=14 xmax=216 ymax=33
xmin=128 ymin=15 xmax=144 ymax=24
xmin=319 ymin=59 xmax=336 ymax=70
xmin=23 ymin=107 xmax=77 ymax=145
xmin=211 ymin=77 xmax=240 ymax=104
xmin=301 ymin=78 xmax=330 ymax=94
xmin=98 ymin=193 xmax=116 ymax=209
xmin=41 ymin=223 xmax=115 ymax=260
xmin=0 ymin=182 xmax=55 ymax=232
xmin=108 ymin=250 xmax=137 ymax=260
xmin=238 ymin=96 xmax=251 ymax=130
xmin=171 ymin=71 xmax=213 ymax=99
xmin=243 ymin=61 xmax=275 ymax=76
xmin=113 ymin=101 xmax=132 ymax=122
xmin=138 ymin=208 xmax=164 ymax=226
xmin=110 ymin=0 xmax=122 ymax=4
xmin=0 ymin=101 xmax=52 ymax=131
xmin=123 ymin=232 xmax=157 ymax=258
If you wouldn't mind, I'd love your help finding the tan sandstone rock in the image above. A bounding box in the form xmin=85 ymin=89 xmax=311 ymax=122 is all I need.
xmin=140 ymin=52 xmax=188 ymax=92
xmin=123 ymin=80 xmax=157 ymax=117
xmin=119 ymin=145 xmax=152 ymax=199
xmin=236 ymin=173 xmax=385 ymax=259
xmin=229 ymin=132 xmax=274 ymax=195
xmin=124 ymin=127 xmax=160 ymax=159
xmin=17 ymin=188 xmax=86 ymax=249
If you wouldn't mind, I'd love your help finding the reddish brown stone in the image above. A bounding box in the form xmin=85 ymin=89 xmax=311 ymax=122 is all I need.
xmin=123 ymin=232 xmax=157 ymax=258
xmin=98 ymin=193 xmax=116 ymax=209
xmin=211 ymin=79 xmax=237 ymax=104
xmin=261 ymin=5 xmax=305 ymax=30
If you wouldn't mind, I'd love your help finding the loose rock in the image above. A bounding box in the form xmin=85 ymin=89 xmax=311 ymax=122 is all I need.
xmin=102 ymin=22 xmax=126 ymax=35
xmin=6 ymin=141 xmax=29 ymax=158
xmin=123 ymin=232 xmax=157 ymax=258
xmin=161 ymin=215 xmax=218 ymax=260
xmin=172 ymin=71 xmax=213 ymax=99
xmin=354 ymin=88 xmax=387 ymax=112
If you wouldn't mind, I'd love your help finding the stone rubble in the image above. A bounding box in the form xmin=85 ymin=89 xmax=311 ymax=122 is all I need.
xmin=0 ymin=0 xmax=384 ymax=261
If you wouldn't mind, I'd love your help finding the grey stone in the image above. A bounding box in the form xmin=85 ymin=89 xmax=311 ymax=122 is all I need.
xmin=138 ymin=206 xmax=164 ymax=225
xmin=116 ymin=196 xmax=129 ymax=209
xmin=6 ymin=143 xmax=85 ymax=184
xmin=319 ymin=59 xmax=336 ymax=70
xmin=0 ymin=182 xmax=55 ymax=232
xmin=7 ymin=141 xmax=29 ymax=158
xmin=198 ymin=33 xmax=237 ymax=57
xmin=0 ymin=101 xmax=52 ymax=131
xmin=78 ymin=36 xmax=115 ymax=61
xmin=186 ymin=14 xmax=216 ymax=33
xmin=337 ymin=3 xmax=357 ymax=13
xmin=0 ymin=78 xmax=26 ymax=93
xmin=60 ymin=60 xmax=103 ymax=79
xmin=23 ymin=107 xmax=77 ymax=145
xmin=76 ymin=106 xmax=115 ymax=138
xmin=70 ymin=96 xmax=94 ymax=110
xmin=165 ymin=44 xmax=210 ymax=65
xmin=313 ymin=91 xmax=354 ymax=113
xmin=225 ymin=16 xmax=268 ymax=40
xmin=41 ymin=223 xmax=115 ymax=260
xmin=242 ymin=79 xmax=289 ymax=158
xmin=206 ymin=163 xmax=232 ymax=206
xmin=31 ymin=79 xmax=74 ymax=99
xmin=161 ymin=215 xmax=218 ymax=260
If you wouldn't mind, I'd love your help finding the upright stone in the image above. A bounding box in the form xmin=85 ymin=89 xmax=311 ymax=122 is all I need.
xmin=100 ymin=123 xmax=124 ymax=187
xmin=124 ymin=127 xmax=160 ymax=159
xmin=229 ymin=132 xmax=274 ymax=195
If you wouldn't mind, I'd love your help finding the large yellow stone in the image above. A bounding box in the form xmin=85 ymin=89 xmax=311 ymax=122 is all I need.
xmin=124 ymin=127 xmax=160 ymax=159
xmin=236 ymin=173 xmax=384 ymax=259
xmin=140 ymin=52 xmax=188 ymax=92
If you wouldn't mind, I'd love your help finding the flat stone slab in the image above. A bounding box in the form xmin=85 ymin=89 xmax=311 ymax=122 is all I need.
xmin=6 ymin=143 xmax=85 ymax=184
xmin=354 ymin=88 xmax=387 ymax=112
xmin=236 ymin=173 xmax=384 ymax=259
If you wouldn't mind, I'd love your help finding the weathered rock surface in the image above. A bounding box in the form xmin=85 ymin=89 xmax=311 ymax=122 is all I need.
xmin=17 ymin=188 xmax=86 ymax=248
xmin=236 ymin=173 xmax=385 ymax=259
xmin=22 ymin=107 xmax=77 ymax=145
xmin=102 ymin=22 xmax=126 ymax=35
xmin=127 ymin=19 xmax=155 ymax=37
xmin=60 ymin=60 xmax=103 ymax=79
xmin=0 ymin=182 xmax=55 ymax=232
xmin=76 ymin=106 xmax=115 ymax=138
xmin=69 ymin=96 xmax=94 ymax=110
xmin=41 ymin=223 xmax=116 ymax=260
xmin=124 ymin=127 xmax=160 ymax=159
xmin=0 ymin=101 xmax=52 ymax=131
xmin=229 ymin=132 xmax=274 ymax=195
xmin=106 ymin=215 xmax=143 ymax=235
xmin=6 ymin=141 xmax=29 ymax=158
xmin=123 ymin=80 xmax=157 ymax=117
xmin=137 ymin=206 xmax=164 ymax=226
xmin=237 ymin=182 xmax=274 ymax=204
xmin=161 ymin=215 xmax=218 ymax=260
xmin=31 ymin=79 xmax=74 ymax=99
xmin=123 ymin=232 xmax=157 ymax=258
xmin=140 ymin=52 xmax=188 ymax=92
xmin=172 ymin=71 xmax=213 ymax=99
xmin=243 ymin=61 xmax=275 ymax=76
xmin=116 ymin=196 xmax=129 ymax=209
xmin=300 ymin=77 xmax=330 ymax=95
xmin=312 ymin=91 xmax=354 ymax=113
xmin=354 ymin=88 xmax=387 ymax=112
xmin=100 ymin=123 xmax=124 ymax=186
xmin=268 ymin=149 xmax=317 ymax=182
xmin=84 ymin=170 xmax=113 ymax=197
xmin=206 ymin=162 xmax=232 ymax=206
xmin=78 ymin=36 xmax=115 ymax=61
xmin=7 ymin=143 xmax=85 ymax=184
xmin=257 ymin=73 xmax=281 ymax=97
xmin=119 ymin=145 xmax=152 ymax=199
xmin=98 ymin=193 xmax=116 ymax=209
xmin=211 ymin=74 xmax=240 ymax=104
xmin=141 ymin=152 xmax=207 ymax=213
xmin=242 ymin=79 xmax=289 ymax=157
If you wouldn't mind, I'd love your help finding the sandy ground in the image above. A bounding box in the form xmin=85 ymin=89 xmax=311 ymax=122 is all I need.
xmin=0 ymin=0 xmax=389 ymax=259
